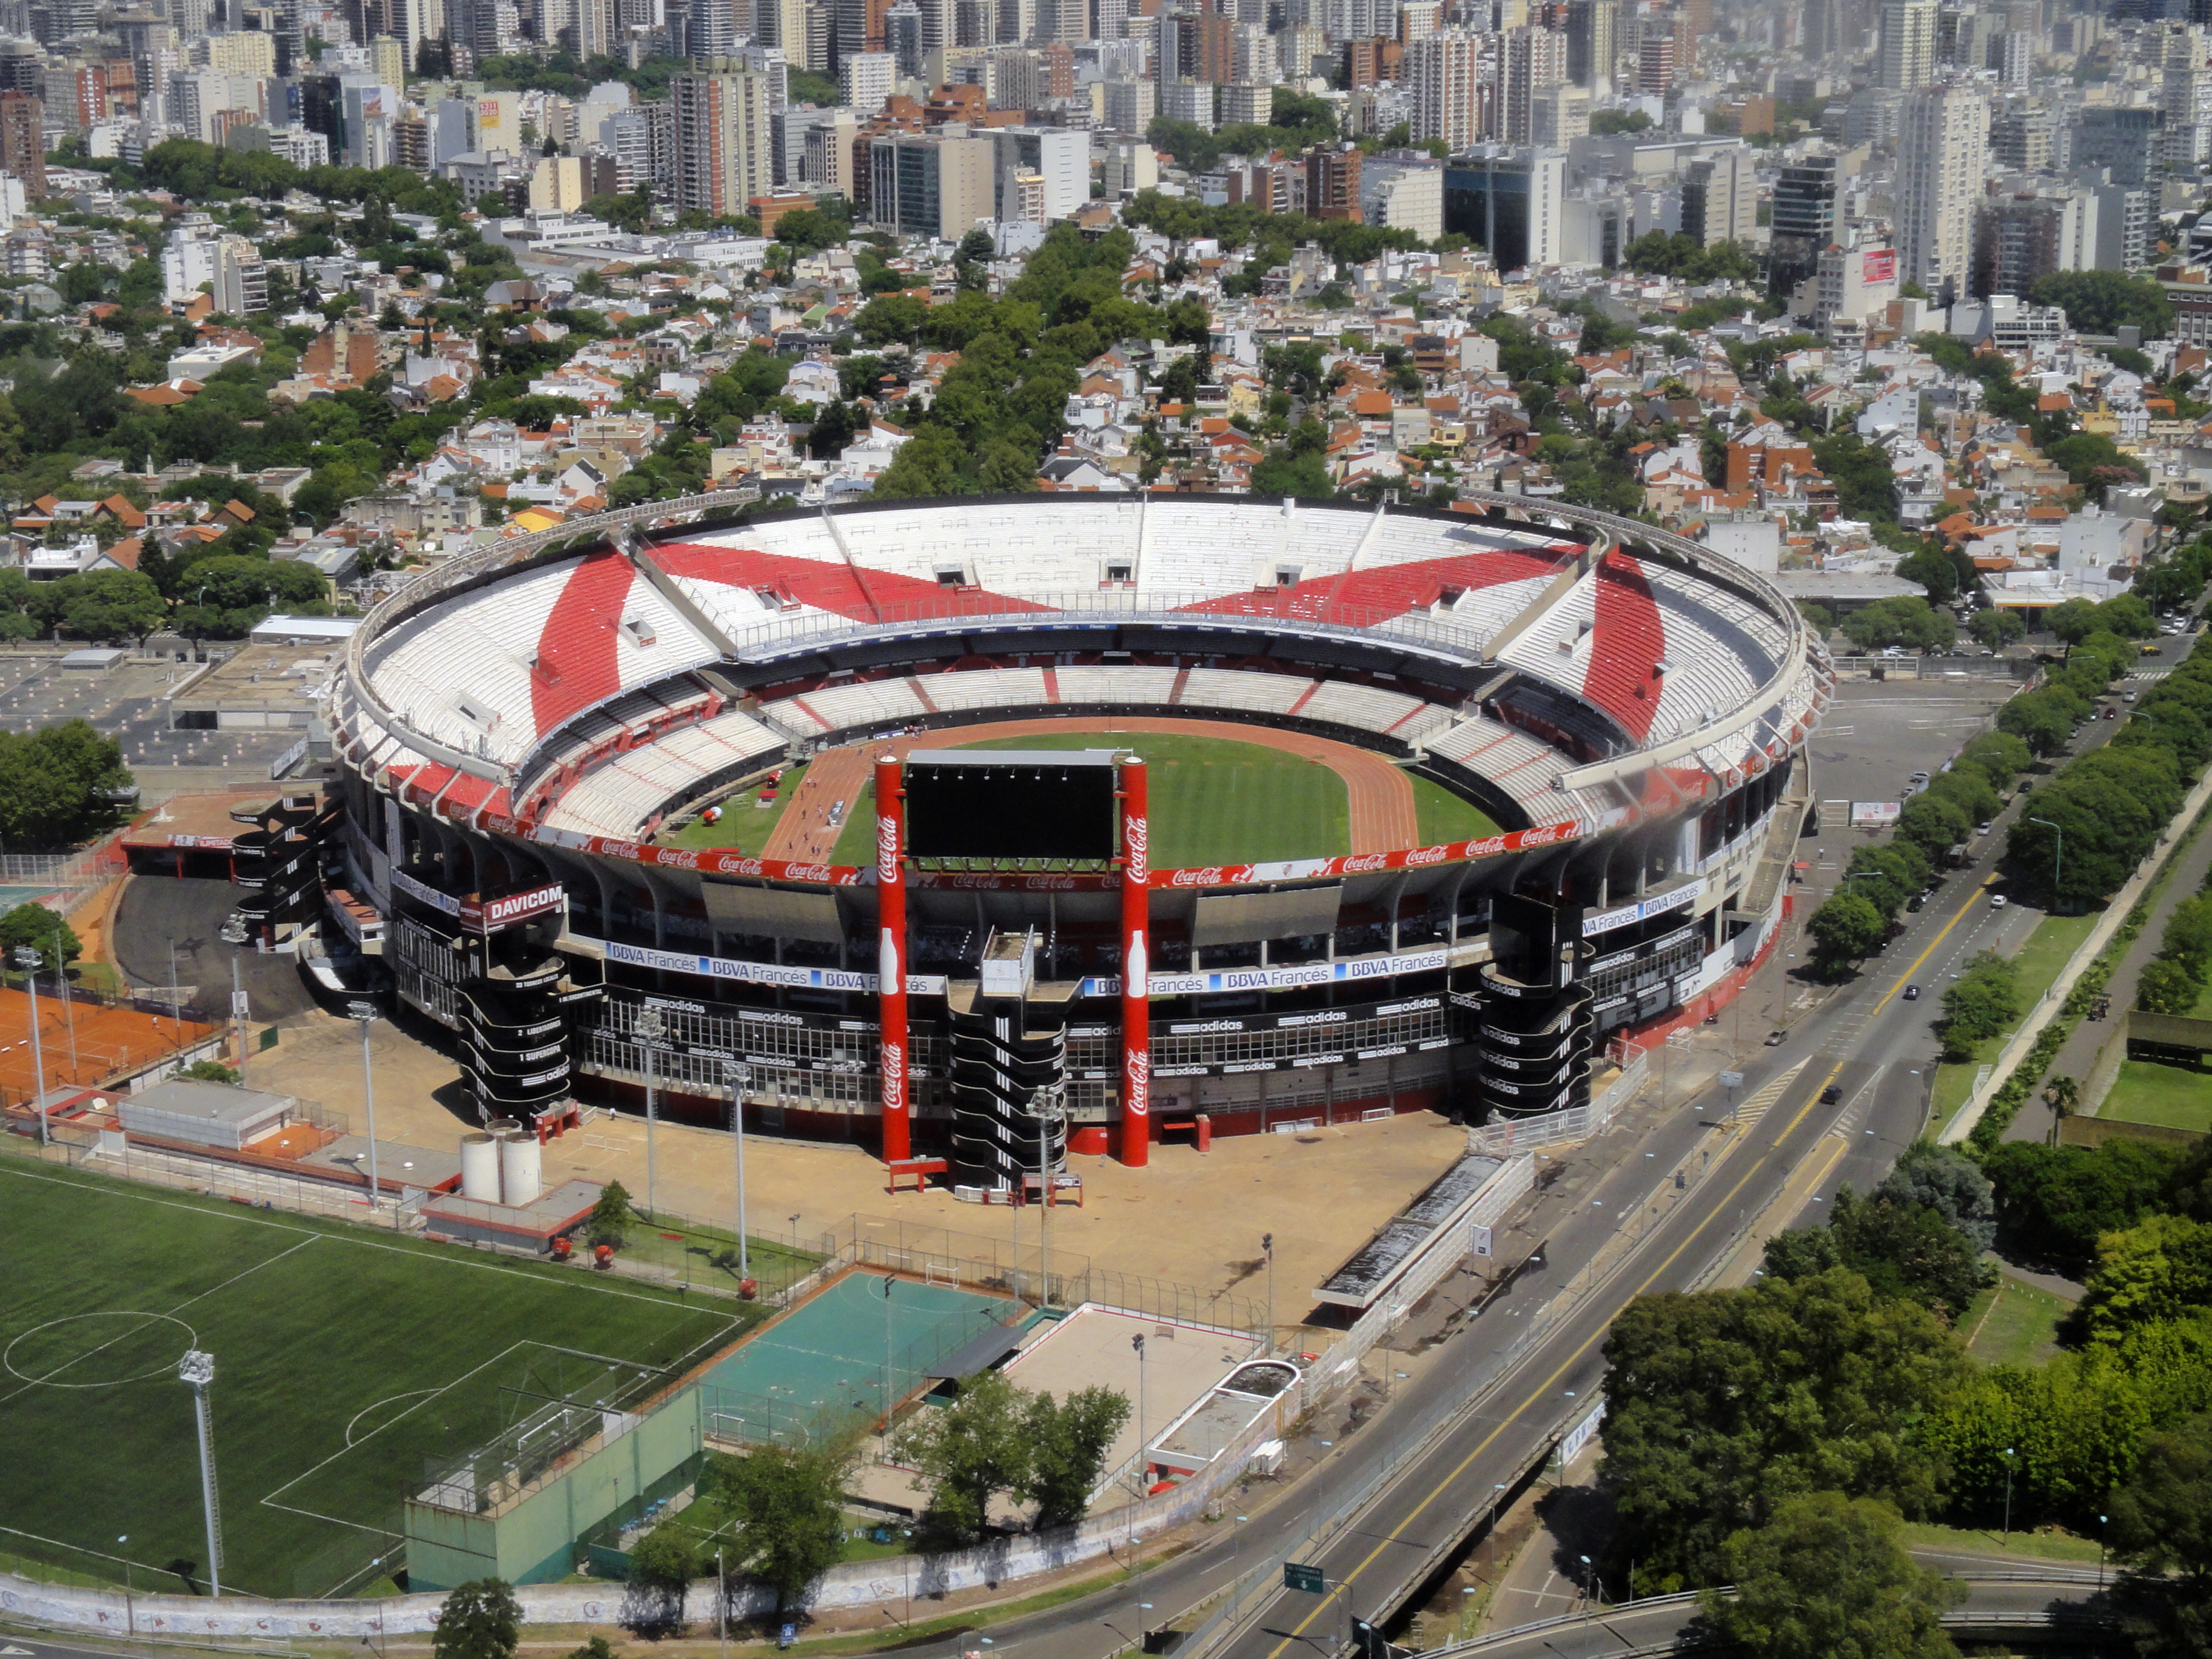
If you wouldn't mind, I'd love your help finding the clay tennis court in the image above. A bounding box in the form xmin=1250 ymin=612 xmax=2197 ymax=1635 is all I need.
xmin=0 ymin=984 xmax=220 ymax=1104
xmin=763 ymin=717 xmax=1420 ymax=862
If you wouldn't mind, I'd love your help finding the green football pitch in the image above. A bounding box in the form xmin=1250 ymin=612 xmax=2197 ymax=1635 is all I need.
xmin=0 ymin=1159 xmax=744 ymax=1598
xmin=826 ymin=732 xmax=1499 ymax=868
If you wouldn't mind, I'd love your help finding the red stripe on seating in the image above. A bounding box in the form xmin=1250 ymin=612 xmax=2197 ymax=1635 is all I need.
xmin=1173 ymin=549 xmax=1572 ymax=623
xmin=1581 ymin=552 xmax=1665 ymax=743
xmin=531 ymin=552 xmax=634 ymax=737
xmin=652 ymin=543 xmax=1054 ymax=618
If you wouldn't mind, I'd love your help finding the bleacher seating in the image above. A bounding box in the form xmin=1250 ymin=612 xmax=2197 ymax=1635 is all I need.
xmin=1298 ymin=680 xmax=1432 ymax=734
xmin=538 ymin=708 xmax=783 ymax=836
xmin=767 ymin=677 xmax=933 ymax=732
xmin=364 ymin=553 xmax=720 ymax=768
xmin=1176 ymin=668 xmax=1313 ymax=716
xmin=1053 ymin=665 xmax=1181 ymax=704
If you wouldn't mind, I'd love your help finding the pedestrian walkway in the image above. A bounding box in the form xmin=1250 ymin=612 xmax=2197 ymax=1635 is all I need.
xmin=2006 ymin=805 xmax=2212 ymax=1142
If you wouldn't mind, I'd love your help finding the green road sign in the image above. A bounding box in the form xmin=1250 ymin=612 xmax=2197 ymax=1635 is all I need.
xmin=1283 ymin=1562 xmax=1326 ymax=1594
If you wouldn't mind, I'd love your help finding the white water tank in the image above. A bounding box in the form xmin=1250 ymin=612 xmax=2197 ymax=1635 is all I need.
xmin=499 ymin=1133 xmax=543 ymax=1207
xmin=460 ymin=1133 xmax=500 ymax=1202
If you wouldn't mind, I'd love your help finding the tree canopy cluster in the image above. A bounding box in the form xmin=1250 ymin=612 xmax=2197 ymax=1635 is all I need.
xmin=0 ymin=720 xmax=133 ymax=851
xmin=1840 ymin=595 xmax=1954 ymax=655
xmin=2028 ymin=270 xmax=2177 ymax=341
xmin=1938 ymin=950 xmax=2024 ymax=1061
xmin=894 ymin=1369 xmax=1131 ymax=1543
xmin=1999 ymin=630 xmax=2212 ymax=907
xmin=1121 ymin=189 xmax=1433 ymax=281
xmin=1145 ymin=88 xmax=1342 ymax=175
xmin=1619 ymin=232 xmax=1758 ymax=287
xmin=1603 ymin=1130 xmax=2212 ymax=1647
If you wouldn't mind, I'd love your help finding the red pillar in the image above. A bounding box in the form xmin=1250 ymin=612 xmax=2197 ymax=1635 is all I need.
xmin=875 ymin=754 xmax=911 ymax=1165
xmin=1119 ymin=756 xmax=1150 ymax=1167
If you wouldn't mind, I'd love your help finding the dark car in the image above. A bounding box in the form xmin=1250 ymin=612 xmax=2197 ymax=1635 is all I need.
xmin=1765 ymin=1028 xmax=1789 ymax=1046
xmin=1820 ymin=1084 xmax=1843 ymax=1104
xmin=1903 ymin=984 xmax=1920 ymax=1000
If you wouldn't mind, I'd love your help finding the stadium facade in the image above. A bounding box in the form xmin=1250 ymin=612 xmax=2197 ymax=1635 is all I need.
xmin=314 ymin=494 xmax=1829 ymax=1175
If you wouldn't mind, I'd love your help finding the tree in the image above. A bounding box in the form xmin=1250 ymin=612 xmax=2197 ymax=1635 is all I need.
xmin=1597 ymin=1269 xmax=1969 ymax=1590
xmin=1700 ymin=1492 xmax=1963 ymax=1659
xmin=1876 ymin=1144 xmax=1996 ymax=1252
xmin=2029 ymin=270 xmax=2176 ymax=340
xmin=2110 ymin=1413 xmax=2212 ymax=1583
xmin=1939 ymin=950 xmax=2022 ymax=1057
xmin=1969 ymin=608 xmax=2025 ymax=650
xmin=587 ymin=1179 xmax=634 ymax=1245
xmin=2139 ymin=958 xmax=2200 ymax=1014
xmin=1808 ymin=893 xmax=1886 ymax=972
xmin=2041 ymin=1074 xmax=2080 ymax=1146
xmin=178 ymin=1059 xmax=240 ymax=1084
xmin=1824 ymin=1188 xmax=1993 ymax=1319
xmin=2075 ymin=1213 xmax=2212 ymax=1344
xmin=1979 ymin=1139 xmax=2186 ymax=1274
xmin=896 ymin=1369 xmax=1032 ymax=1543
xmin=432 ymin=1580 xmax=522 ymax=1659
xmin=625 ymin=1521 xmax=700 ymax=1622
xmin=0 ymin=902 xmax=79 ymax=965
xmin=709 ymin=1443 xmax=853 ymax=1612
xmin=1022 ymin=1386 xmax=1133 ymax=1527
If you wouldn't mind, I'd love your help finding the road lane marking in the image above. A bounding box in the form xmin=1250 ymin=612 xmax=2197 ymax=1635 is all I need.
xmin=1254 ymin=1059 xmax=1851 ymax=1659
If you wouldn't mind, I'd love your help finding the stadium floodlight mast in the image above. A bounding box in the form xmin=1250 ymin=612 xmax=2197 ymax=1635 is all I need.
xmin=178 ymin=1350 xmax=223 ymax=1597
xmin=347 ymin=1002 xmax=383 ymax=1213
xmin=722 ymin=1058 xmax=750 ymax=1280
xmin=638 ymin=1008 xmax=665 ymax=1221
xmin=13 ymin=946 xmax=51 ymax=1144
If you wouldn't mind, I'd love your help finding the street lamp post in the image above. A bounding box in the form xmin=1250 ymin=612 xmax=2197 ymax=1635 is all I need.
xmin=722 ymin=1059 xmax=750 ymax=1281
xmin=347 ymin=1001 xmax=382 ymax=1213
xmin=637 ymin=1007 xmax=664 ymax=1221
xmin=2028 ymin=819 xmax=2063 ymax=908
xmin=16 ymin=947 xmax=45 ymax=1144
xmin=1262 ymin=1232 xmax=1275 ymax=1355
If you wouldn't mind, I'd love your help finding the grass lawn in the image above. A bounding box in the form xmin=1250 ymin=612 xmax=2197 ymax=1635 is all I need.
xmin=2100 ymin=1058 xmax=2212 ymax=1130
xmin=660 ymin=762 xmax=807 ymax=855
xmin=0 ymin=1157 xmax=745 ymax=1599
xmin=815 ymin=731 xmax=1501 ymax=867
xmin=1895 ymin=1519 xmax=2103 ymax=1565
xmin=612 ymin=1208 xmax=821 ymax=1299
xmin=1930 ymin=909 xmax=2102 ymax=1137
xmin=1410 ymin=773 xmax=1502 ymax=845
xmin=1960 ymin=1275 xmax=2073 ymax=1368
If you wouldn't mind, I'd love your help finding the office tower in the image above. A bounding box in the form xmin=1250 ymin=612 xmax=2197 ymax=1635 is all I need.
xmin=1441 ymin=144 xmax=1562 ymax=267
xmin=869 ymin=130 xmax=992 ymax=236
xmin=885 ymin=0 xmax=922 ymax=68
xmin=1683 ymin=144 xmax=1755 ymax=245
xmin=1408 ymin=28 xmax=1484 ymax=150
xmin=671 ymin=59 xmax=773 ymax=216
xmin=1359 ymin=155 xmax=1443 ymax=236
xmin=1897 ymin=81 xmax=1987 ymax=305
xmin=1563 ymin=0 xmax=1611 ymax=91
xmin=1634 ymin=32 xmax=1671 ymax=94
xmin=1877 ymin=0 xmax=1935 ymax=89
xmin=1768 ymin=152 xmax=1835 ymax=297
xmin=1989 ymin=96 xmax=2051 ymax=170
xmin=839 ymin=49 xmax=893 ymax=110
xmin=1528 ymin=81 xmax=1586 ymax=145
xmin=1501 ymin=22 xmax=1563 ymax=144
xmin=2074 ymin=104 xmax=2162 ymax=187
xmin=689 ymin=0 xmax=737 ymax=55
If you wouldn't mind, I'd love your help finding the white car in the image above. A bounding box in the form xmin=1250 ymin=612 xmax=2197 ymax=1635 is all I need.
xmin=1991 ymin=894 xmax=2008 ymax=908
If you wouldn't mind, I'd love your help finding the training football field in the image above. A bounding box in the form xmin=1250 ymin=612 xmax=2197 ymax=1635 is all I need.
xmin=0 ymin=1158 xmax=742 ymax=1599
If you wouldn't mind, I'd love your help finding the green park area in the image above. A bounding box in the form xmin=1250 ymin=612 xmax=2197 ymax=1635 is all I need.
xmin=1929 ymin=908 xmax=2102 ymax=1134
xmin=2099 ymin=1058 xmax=2212 ymax=1133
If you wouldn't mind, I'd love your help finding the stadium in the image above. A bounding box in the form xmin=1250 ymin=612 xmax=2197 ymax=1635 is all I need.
xmin=313 ymin=492 xmax=1830 ymax=1184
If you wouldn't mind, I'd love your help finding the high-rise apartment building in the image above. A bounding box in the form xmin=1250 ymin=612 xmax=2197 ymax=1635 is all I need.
xmin=1897 ymin=81 xmax=1988 ymax=306
xmin=840 ymin=49 xmax=894 ymax=112
xmin=1528 ymin=81 xmax=1586 ymax=146
xmin=1683 ymin=144 xmax=1755 ymax=246
xmin=990 ymin=124 xmax=1084 ymax=219
xmin=1408 ymin=28 xmax=1487 ymax=151
xmin=1878 ymin=0 xmax=1936 ymax=90
xmin=1101 ymin=75 xmax=1153 ymax=134
xmin=670 ymin=60 xmax=774 ymax=219
xmin=1501 ymin=23 xmax=1563 ymax=144
xmin=1972 ymin=192 xmax=2086 ymax=298
xmin=1989 ymin=97 xmax=2052 ymax=171
xmin=0 ymin=92 xmax=44 ymax=196
xmin=1635 ymin=32 xmax=1672 ymax=95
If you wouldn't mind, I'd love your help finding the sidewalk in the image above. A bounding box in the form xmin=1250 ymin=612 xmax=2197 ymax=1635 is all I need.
xmin=2006 ymin=802 xmax=2212 ymax=1142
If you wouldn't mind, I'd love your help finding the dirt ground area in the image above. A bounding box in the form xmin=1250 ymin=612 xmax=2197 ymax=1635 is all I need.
xmin=258 ymin=999 xmax=1470 ymax=1343
xmin=0 ymin=984 xmax=219 ymax=1103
